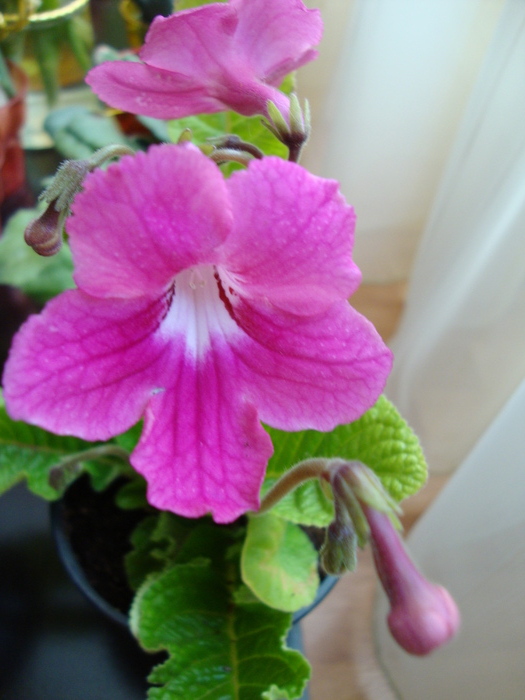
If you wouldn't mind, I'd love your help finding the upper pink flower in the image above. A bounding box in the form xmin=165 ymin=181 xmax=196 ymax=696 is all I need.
xmin=86 ymin=0 xmax=322 ymax=121
xmin=2 ymin=144 xmax=392 ymax=523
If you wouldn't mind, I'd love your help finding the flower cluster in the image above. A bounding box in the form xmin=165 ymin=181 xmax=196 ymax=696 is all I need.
xmin=1 ymin=0 xmax=459 ymax=670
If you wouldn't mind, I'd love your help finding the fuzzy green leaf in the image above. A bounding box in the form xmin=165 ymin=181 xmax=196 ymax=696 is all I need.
xmin=241 ymin=513 xmax=319 ymax=612
xmin=263 ymin=396 xmax=428 ymax=525
xmin=125 ymin=511 xmax=245 ymax=592
xmin=125 ymin=516 xmax=166 ymax=591
xmin=131 ymin=559 xmax=310 ymax=700
xmin=0 ymin=395 xmax=117 ymax=498
xmin=0 ymin=205 xmax=74 ymax=303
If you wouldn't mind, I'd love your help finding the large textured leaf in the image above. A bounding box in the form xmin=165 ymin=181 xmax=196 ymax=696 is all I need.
xmin=125 ymin=511 xmax=247 ymax=589
xmin=241 ymin=513 xmax=319 ymax=612
xmin=0 ymin=395 xmax=122 ymax=498
xmin=125 ymin=515 xmax=167 ymax=591
xmin=263 ymin=396 xmax=428 ymax=525
xmin=131 ymin=559 xmax=310 ymax=700
xmin=0 ymin=205 xmax=74 ymax=303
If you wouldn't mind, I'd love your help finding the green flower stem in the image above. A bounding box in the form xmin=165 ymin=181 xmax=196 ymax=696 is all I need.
xmin=209 ymin=135 xmax=264 ymax=160
xmin=54 ymin=444 xmax=131 ymax=470
xmin=88 ymin=144 xmax=136 ymax=169
xmin=257 ymin=458 xmax=338 ymax=514
xmin=48 ymin=443 xmax=131 ymax=491
xmin=209 ymin=148 xmax=256 ymax=167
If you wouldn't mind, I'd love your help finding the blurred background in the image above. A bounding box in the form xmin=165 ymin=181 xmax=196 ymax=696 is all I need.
xmin=301 ymin=2 xmax=525 ymax=698
xmin=1 ymin=1 xmax=524 ymax=698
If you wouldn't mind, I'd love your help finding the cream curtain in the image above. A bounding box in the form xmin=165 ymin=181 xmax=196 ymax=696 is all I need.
xmin=385 ymin=0 xmax=525 ymax=475
xmin=304 ymin=0 xmax=504 ymax=283
xmin=304 ymin=0 xmax=525 ymax=476
xmin=375 ymin=377 xmax=525 ymax=699
xmin=377 ymin=3 xmax=525 ymax=692
xmin=303 ymin=1 xmax=525 ymax=696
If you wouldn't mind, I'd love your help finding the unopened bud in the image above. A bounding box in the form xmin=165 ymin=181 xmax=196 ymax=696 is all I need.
xmin=364 ymin=505 xmax=460 ymax=655
xmin=320 ymin=499 xmax=358 ymax=575
xmin=24 ymin=201 xmax=65 ymax=257
xmin=330 ymin=467 xmax=370 ymax=547
xmin=263 ymin=95 xmax=310 ymax=163
xmin=24 ymin=145 xmax=135 ymax=257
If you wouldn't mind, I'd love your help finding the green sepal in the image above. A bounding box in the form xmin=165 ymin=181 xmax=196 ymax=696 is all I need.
xmin=241 ymin=513 xmax=319 ymax=612
xmin=263 ymin=396 xmax=428 ymax=526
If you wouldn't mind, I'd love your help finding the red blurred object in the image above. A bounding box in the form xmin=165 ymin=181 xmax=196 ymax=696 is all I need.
xmin=0 ymin=62 xmax=28 ymax=225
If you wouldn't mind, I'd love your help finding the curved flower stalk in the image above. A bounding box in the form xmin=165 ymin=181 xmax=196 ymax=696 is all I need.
xmin=86 ymin=0 xmax=322 ymax=122
xmin=266 ymin=459 xmax=459 ymax=655
xmin=3 ymin=145 xmax=392 ymax=523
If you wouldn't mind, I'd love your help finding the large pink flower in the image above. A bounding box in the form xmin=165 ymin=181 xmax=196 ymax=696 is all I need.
xmin=86 ymin=0 xmax=322 ymax=120
xmin=2 ymin=145 xmax=392 ymax=522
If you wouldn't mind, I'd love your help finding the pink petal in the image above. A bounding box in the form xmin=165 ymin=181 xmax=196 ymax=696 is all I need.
xmin=131 ymin=337 xmax=273 ymax=523
xmin=139 ymin=4 xmax=238 ymax=74
xmin=68 ymin=145 xmax=231 ymax=299
xmin=2 ymin=290 xmax=170 ymax=440
xmin=221 ymin=158 xmax=360 ymax=315
xmin=86 ymin=62 xmax=224 ymax=119
xmin=138 ymin=6 xmax=288 ymax=118
xmin=233 ymin=0 xmax=323 ymax=85
xmin=229 ymin=297 xmax=393 ymax=431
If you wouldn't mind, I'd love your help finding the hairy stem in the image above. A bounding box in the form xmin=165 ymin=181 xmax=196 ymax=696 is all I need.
xmin=257 ymin=458 xmax=331 ymax=514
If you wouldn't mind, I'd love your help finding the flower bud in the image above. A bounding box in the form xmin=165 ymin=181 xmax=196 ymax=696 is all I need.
xmin=24 ymin=201 xmax=65 ymax=257
xmin=320 ymin=497 xmax=358 ymax=575
xmin=264 ymin=95 xmax=310 ymax=162
xmin=364 ymin=505 xmax=460 ymax=655
xmin=24 ymin=145 xmax=135 ymax=258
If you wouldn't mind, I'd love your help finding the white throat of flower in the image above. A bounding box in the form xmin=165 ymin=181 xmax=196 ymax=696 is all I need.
xmin=160 ymin=264 xmax=239 ymax=357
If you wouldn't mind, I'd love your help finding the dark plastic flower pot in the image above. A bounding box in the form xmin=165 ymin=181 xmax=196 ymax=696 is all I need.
xmin=51 ymin=477 xmax=337 ymax=700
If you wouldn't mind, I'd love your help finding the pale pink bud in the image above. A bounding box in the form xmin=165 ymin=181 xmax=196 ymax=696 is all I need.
xmin=364 ymin=505 xmax=460 ymax=655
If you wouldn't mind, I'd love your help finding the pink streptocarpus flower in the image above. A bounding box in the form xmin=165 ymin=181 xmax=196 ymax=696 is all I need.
xmin=3 ymin=144 xmax=392 ymax=523
xmin=86 ymin=0 xmax=322 ymax=121
xmin=364 ymin=505 xmax=460 ymax=655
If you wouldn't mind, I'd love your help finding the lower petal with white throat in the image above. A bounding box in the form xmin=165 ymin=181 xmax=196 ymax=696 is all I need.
xmin=131 ymin=336 xmax=273 ymax=523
